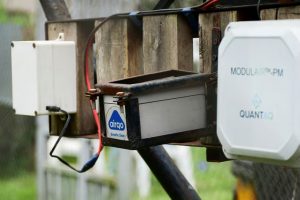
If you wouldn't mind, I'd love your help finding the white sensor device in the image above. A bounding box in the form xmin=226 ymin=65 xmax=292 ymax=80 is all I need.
xmin=11 ymin=39 xmax=76 ymax=116
xmin=217 ymin=20 xmax=300 ymax=166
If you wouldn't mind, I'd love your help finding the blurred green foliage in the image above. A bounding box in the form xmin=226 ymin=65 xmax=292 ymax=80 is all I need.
xmin=0 ymin=0 xmax=35 ymax=40
xmin=0 ymin=105 xmax=36 ymax=178
xmin=0 ymin=2 xmax=33 ymax=26
xmin=0 ymin=173 xmax=36 ymax=200
xmin=0 ymin=1 xmax=35 ymax=179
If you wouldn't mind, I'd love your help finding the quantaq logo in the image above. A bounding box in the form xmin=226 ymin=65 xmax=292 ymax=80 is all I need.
xmin=239 ymin=94 xmax=274 ymax=120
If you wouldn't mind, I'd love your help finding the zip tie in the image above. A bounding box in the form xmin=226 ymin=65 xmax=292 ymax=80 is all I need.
xmin=129 ymin=11 xmax=143 ymax=29
xmin=181 ymin=7 xmax=198 ymax=35
xmin=181 ymin=7 xmax=192 ymax=12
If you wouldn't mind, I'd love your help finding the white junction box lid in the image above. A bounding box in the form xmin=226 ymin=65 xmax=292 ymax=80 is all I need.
xmin=11 ymin=40 xmax=76 ymax=116
xmin=217 ymin=20 xmax=300 ymax=166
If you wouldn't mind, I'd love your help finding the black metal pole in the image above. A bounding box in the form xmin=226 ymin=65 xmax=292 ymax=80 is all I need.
xmin=153 ymin=0 xmax=175 ymax=10
xmin=39 ymin=0 xmax=71 ymax=21
xmin=138 ymin=146 xmax=201 ymax=200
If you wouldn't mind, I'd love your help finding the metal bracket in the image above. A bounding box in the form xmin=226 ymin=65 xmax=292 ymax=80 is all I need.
xmin=206 ymin=147 xmax=229 ymax=162
xmin=205 ymin=73 xmax=217 ymax=131
xmin=212 ymin=27 xmax=221 ymax=72
xmin=113 ymin=92 xmax=131 ymax=105
xmin=85 ymin=88 xmax=101 ymax=101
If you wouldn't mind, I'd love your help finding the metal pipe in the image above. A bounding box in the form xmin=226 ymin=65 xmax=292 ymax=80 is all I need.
xmin=39 ymin=0 xmax=71 ymax=21
xmin=138 ymin=146 xmax=201 ymax=200
xmin=153 ymin=0 xmax=175 ymax=10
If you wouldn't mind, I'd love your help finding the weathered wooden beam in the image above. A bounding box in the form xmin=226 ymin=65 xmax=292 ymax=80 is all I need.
xmin=143 ymin=14 xmax=194 ymax=73
xmin=261 ymin=5 xmax=300 ymax=19
xmin=47 ymin=20 xmax=97 ymax=136
xmin=95 ymin=19 xmax=143 ymax=82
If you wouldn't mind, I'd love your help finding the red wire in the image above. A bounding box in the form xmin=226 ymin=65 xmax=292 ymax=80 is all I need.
xmin=85 ymin=39 xmax=103 ymax=156
xmin=82 ymin=1 xmax=220 ymax=156
xmin=201 ymin=0 xmax=220 ymax=10
xmin=91 ymin=102 xmax=103 ymax=154
xmin=85 ymin=40 xmax=93 ymax=91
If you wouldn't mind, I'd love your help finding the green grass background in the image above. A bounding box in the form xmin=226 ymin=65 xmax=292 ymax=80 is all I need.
xmin=1 ymin=148 xmax=235 ymax=200
xmin=134 ymin=148 xmax=235 ymax=200
xmin=0 ymin=173 xmax=36 ymax=200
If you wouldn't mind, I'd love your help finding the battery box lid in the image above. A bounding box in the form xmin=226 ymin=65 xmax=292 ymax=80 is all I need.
xmin=97 ymin=70 xmax=207 ymax=95
xmin=217 ymin=20 xmax=300 ymax=163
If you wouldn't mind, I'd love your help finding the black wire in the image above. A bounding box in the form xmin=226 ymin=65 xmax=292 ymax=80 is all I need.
xmin=257 ymin=0 xmax=262 ymax=20
xmin=48 ymin=107 xmax=98 ymax=173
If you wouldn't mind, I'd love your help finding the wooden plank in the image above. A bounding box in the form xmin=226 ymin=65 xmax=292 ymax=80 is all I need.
xmin=198 ymin=11 xmax=237 ymax=147
xmin=47 ymin=20 xmax=96 ymax=136
xmin=95 ymin=19 xmax=143 ymax=83
xmin=261 ymin=5 xmax=300 ymax=20
xmin=94 ymin=19 xmax=142 ymax=200
xmin=199 ymin=11 xmax=237 ymax=73
xmin=260 ymin=8 xmax=277 ymax=19
xmin=143 ymin=14 xmax=193 ymax=73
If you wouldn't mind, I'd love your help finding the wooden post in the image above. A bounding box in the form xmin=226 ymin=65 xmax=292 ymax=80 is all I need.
xmin=199 ymin=11 xmax=237 ymax=73
xmin=95 ymin=19 xmax=143 ymax=83
xmin=197 ymin=11 xmax=237 ymax=147
xmin=47 ymin=20 xmax=97 ymax=136
xmin=95 ymin=18 xmax=143 ymax=200
xmin=143 ymin=14 xmax=194 ymax=73
xmin=141 ymin=14 xmax=200 ymax=199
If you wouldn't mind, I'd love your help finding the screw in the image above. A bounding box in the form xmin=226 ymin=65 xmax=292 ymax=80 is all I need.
xmin=89 ymin=88 xmax=97 ymax=93
xmin=212 ymin=55 xmax=217 ymax=61
xmin=116 ymin=92 xmax=125 ymax=97
xmin=213 ymin=38 xmax=218 ymax=45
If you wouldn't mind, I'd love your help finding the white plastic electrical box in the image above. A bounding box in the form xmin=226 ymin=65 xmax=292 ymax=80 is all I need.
xmin=218 ymin=20 xmax=300 ymax=166
xmin=11 ymin=41 xmax=76 ymax=116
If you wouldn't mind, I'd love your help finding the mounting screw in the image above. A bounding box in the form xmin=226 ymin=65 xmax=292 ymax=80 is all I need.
xmin=32 ymin=43 xmax=36 ymax=48
xmin=11 ymin=42 xmax=14 ymax=48
xmin=212 ymin=54 xmax=217 ymax=61
xmin=116 ymin=92 xmax=126 ymax=97
xmin=89 ymin=88 xmax=97 ymax=93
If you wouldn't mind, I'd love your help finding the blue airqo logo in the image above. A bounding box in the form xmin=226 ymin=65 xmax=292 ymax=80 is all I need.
xmin=108 ymin=110 xmax=125 ymax=131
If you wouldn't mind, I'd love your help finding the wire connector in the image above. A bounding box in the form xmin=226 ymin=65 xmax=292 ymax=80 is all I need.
xmin=46 ymin=106 xmax=61 ymax=112
xmin=80 ymin=154 xmax=99 ymax=173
